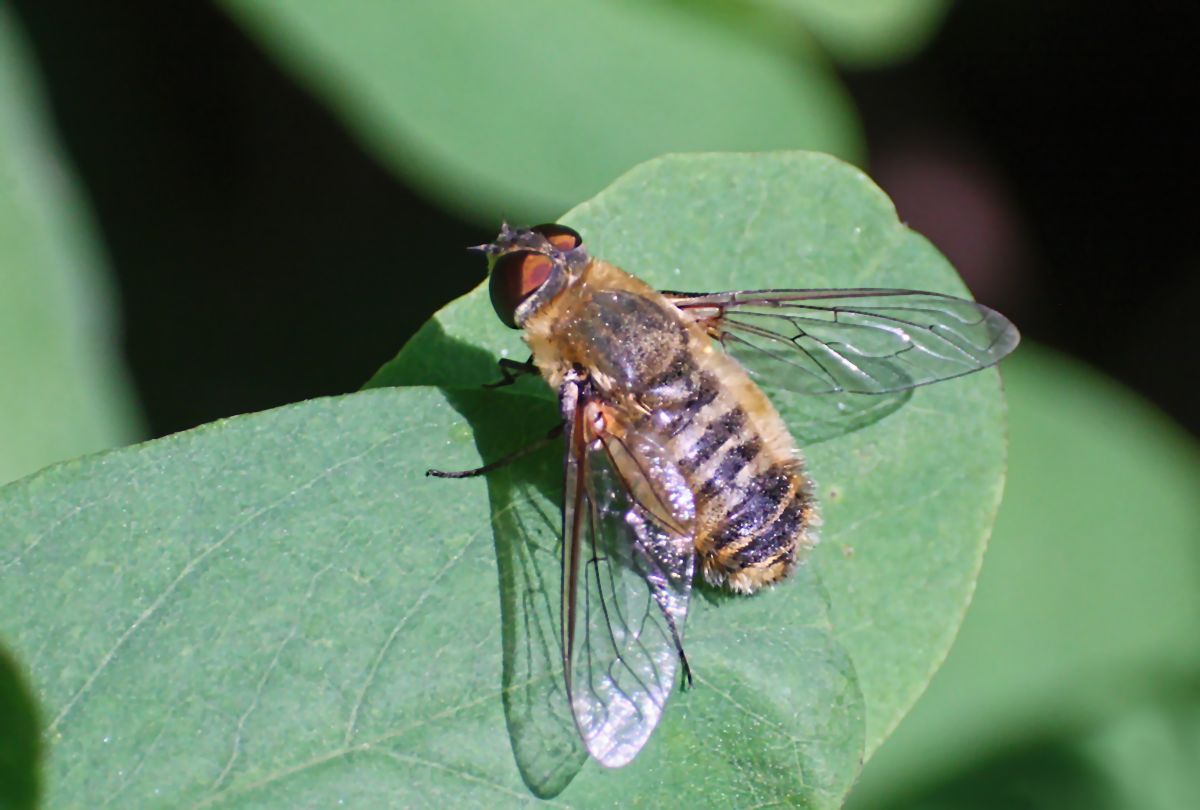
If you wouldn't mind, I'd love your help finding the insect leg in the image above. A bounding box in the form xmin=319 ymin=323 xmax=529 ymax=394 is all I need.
xmin=426 ymin=421 xmax=564 ymax=478
xmin=633 ymin=539 xmax=695 ymax=692
xmin=669 ymin=615 xmax=694 ymax=691
xmin=483 ymin=356 xmax=538 ymax=389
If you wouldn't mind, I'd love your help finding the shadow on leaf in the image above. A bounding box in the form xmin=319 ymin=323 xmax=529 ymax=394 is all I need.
xmin=437 ymin=386 xmax=588 ymax=798
xmin=0 ymin=645 xmax=40 ymax=810
xmin=374 ymin=322 xmax=585 ymax=796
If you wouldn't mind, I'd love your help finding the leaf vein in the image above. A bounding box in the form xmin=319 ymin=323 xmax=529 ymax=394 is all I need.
xmin=48 ymin=430 xmax=410 ymax=735
xmin=342 ymin=519 xmax=487 ymax=746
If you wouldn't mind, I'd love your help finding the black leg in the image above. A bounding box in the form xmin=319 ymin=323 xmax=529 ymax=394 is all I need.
xmin=678 ymin=650 xmax=694 ymax=691
xmin=484 ymin=356 xmax=538 ymax=389
xmin=426 ymin=422 xmax=564 ymax=478
xmin=662 ymin=609 xmax=694 ymax=690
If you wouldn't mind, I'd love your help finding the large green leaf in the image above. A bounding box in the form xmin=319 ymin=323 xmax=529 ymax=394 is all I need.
xmin=219 ymin=0 xmax=862 ymax=224
xmin=0 ymin=152 xmax=1008 ymax=806
xmin=846 ymin=346 xmax=1200 ymax=808
xmin=372 ymin=152 xmax=1011 ymax=762
xmin=0 ymin=388 xmax=858 ymax=807
xmin=0 ymin=7 xmax=141 ymax=485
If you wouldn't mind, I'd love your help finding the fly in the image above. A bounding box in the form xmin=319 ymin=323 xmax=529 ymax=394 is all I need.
xmin=429 ymin=222 xmax=1019 ymax=767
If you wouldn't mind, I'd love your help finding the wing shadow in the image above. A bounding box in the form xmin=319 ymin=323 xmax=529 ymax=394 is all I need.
xmin=387 ymin=322 xmax=587 ymax=797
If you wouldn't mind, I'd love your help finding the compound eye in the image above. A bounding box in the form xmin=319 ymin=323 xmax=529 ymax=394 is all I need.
xmin=489 ymin=249 xmax=554 ymax=328
xmin=531 ymin=223 xmax=582 ymax=251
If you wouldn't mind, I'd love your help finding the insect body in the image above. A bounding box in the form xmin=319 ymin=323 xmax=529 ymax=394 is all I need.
xmin=435 ymin=222 xmax=1019 ymax=768
xmin=520 ymin=244 xmax=817 ymax=594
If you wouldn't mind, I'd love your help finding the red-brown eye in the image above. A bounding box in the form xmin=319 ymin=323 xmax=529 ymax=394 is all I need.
xmin=531 ymin=223 xmax=582 ymax=251
xmin=489 ymin=249 xmax=554 ymax=328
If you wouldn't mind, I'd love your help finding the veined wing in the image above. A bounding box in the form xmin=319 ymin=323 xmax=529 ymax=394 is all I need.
xmin=561 ymin=381 xmax=696 ymax=767
xmin=667 ymin=288 xmax=1020 ymax=396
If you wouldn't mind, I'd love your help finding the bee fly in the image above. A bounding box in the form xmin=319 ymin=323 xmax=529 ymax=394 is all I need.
xmin=430 ymin=222 xmax=1019 ymax=767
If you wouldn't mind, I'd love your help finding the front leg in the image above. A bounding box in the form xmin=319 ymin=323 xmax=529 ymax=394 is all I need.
xmin=426 ymin=421 xmax=563 ymax=479
xmin=484 ymin=356 xmax=538 ymax=389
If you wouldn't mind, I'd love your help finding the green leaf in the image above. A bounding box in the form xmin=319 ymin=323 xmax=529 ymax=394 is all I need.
xmin=1080 ymin=686 xmax=1200 ymax=810
xmin=373 ymin=151 xmax=1011 ymax=762
xmin=0 ymin=645 xmax=40 ymax=810
xmin=846 ymin=345 xmax=1200 ymax=808
xmin=0 ymin=389 xmax=858 ymax=807
xmin=754 ymin=0 xmax=952 ymax=67
xmin=0 ymin=7 xmax=142 ymax=486
xmin=0 ymin=152 xmax=1008 ymax=806
xmin=218 ymin=0 xmax=862 ymax=224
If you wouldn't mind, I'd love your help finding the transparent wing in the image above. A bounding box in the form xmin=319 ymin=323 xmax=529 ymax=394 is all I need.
xmin=561 ymin=390 xmax=696 ymax=767
xmin=667 ymin=288 xmax=1020 ymax=395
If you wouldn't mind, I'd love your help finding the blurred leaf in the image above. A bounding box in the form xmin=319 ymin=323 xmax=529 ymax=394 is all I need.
xmin=0 ymin=7 xmax=141 ymax=486
xmin=1081 ymin=685 xmax=1200 ymax=810
xmin=0 ymin=646 xmax=40 ymax=810
xmin=372 ymin=151 xmax=1011 ymax=762
xmin=866 ymin=738 xmax=1121 ymax=810
xmin=852 ymin=686 xmax=1200 ymax=810
xmin=847 ymin=345 xmax=1200 ymax=808
xmin=0 ymin=389 xmax=857 ymax=807
xmin=219 ymin=0 xmax=863 ymax=224
xmin=754 ymin=0 xmax=952 ymax=67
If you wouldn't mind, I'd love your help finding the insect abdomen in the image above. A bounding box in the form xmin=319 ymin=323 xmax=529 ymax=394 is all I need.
xmin=642 ymin=347 xmax=816 ymax=593
xmin=698 ymin=451 xmax=813 ymax=592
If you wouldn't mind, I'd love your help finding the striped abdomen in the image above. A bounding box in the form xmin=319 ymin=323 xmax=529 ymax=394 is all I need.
xmin=639 ymin=347 xmax=817 ymax=593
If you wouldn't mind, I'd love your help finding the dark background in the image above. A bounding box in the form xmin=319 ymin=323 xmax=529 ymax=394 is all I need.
xmin=8 ymin=0 xmax=1197 ymax=439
